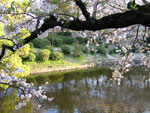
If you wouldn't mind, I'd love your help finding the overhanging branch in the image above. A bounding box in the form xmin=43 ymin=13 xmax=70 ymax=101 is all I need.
xmin=1 ymin=3 xmax=150 ymax=60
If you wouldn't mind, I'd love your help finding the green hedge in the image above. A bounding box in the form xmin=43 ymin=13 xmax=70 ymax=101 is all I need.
xmin=31 ymin=38 xmax=51 ymax=48
xmin=57 ymin=31 xmax=72 ymax=36
xmin=62 ymin=36 xmax=75 ymax=45
xmin=26 ymin=53 xmax=36 ymax=62
xmin=96 ymin=46 xmax=107 ymax=56
xmin=73 ymin=44 xmax=82 ymax=57
xmin=50 ymin=52 xmax=64 ymax=61
xmin=46 ymin=35 xmax=64 ymax=47
xmin=81 ymin=46 xmax=88 ymax=53
xmin=39 ymin=49 xmax=50 ymax=61
xmin=61 ymin=45 xmax=71 ymax=54
xmin=44 ymin=45 xmax=53 ymax=52
xmin=76 ymin=37 xmax=85 ymax=44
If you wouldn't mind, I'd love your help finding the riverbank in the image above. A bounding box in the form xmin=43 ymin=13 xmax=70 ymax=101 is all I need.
xmin=29 ymin=63 xmax=96 ymax=75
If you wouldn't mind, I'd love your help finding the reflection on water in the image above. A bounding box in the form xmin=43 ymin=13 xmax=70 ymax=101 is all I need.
xmin=1 ymin=67 xmax=150 ymax=113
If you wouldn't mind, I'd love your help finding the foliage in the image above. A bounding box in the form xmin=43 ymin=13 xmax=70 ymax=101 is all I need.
xmin=105 ymin=43 xmax=109 ymax=48
xmin=44 ymin=45 xmax=53 ymax=52
xmin=61 ymin=44 xmax=71 ymax=54
xmin=28 ymin=42 xmax=34 ymax=48
xmin=96 ymin=46 xmax=107 ymax=56
xmin=73 ymin=44 xmax=82 ymax=57
xmin=38 ymin=49 xmax=50 ymax=62
xmin=46 ymin=35 xmax=64 ymax=47
xmin=63 ymin=31 xmax=72 ymax=36
xmin=62 ymin=36 xmax=75 ymax=45
xmin=25 ymin=53 xmax=36 ymax=62
xmin=0 ymin=89 xmax=19 ymax=113
xmin=54 ymin=37 xmax=64 ymax=47
xmin=57 ymin=31 xmax=72 ymax=36
xmin=84 ymin=38 xmax=88 ymax=44
xmin=57 ymin=32 xmax=64 ymax=36
xmin=76 ymin=36 xmax=85 ymax=44
xmin=29 ymin=48 xmax=36 ymax=54
xmin=81 ymin=46 xmax=88 ymax=53
xmin=31 ymin=38 xmax=51 ymax=48
xmin=16 ymin=44 xmax=30 ymax=58
xmin=0 ymin=54 xmax=30 ymax=77
xmin=109 ymin=48 xmax=116 ymax=55
xmin=50 ymin=52 xmax=64 ymax=61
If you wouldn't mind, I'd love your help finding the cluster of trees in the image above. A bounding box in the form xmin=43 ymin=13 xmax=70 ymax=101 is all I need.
xmin=0 ymin=0 xmax=150 ymax=109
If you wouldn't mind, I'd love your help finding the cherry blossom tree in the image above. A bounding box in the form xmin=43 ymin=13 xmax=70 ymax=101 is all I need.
xmin=0 ymin=0 xmax=150 ymax=108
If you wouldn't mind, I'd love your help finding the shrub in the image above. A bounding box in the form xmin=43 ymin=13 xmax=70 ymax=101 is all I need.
xmin=47 ymin=35 xmax=64 ymax=47
xmin=17 ymin=44 xmax=30 ymax=58
xmin=50 ymin=52 xmax=64 ymax=61
xmin=28 ymin=42 xmax=34 ymax=48
xmin=76 ymin=36 xmax=84 ymax=44
xmin=84 ymin=38 xmax=88 ymax=44
xmin=96 ymin=46 xmax=107 ymax=56
xmin=105 ymin=43 xmax=109 ymax=48
xmin=109 ymin=48 xmax=118 ymax=55
xmin=57 ymin=31 xmax=72 ymax=36
xmin=81 ymin=46 xmax=88 ymax=53
xmin=31 ymin=38 xmax=51 ymax=48
xmin=131 ymin=45 xmax=137 ymax=53
xmin=44 ymin=45 xmax=53 ymax=52
xmin=63 ymin=31 xmax=72 ymax=36
xmin=30 ymin=48 xmax=36 ymax=54
xmin=39 ymin=49 xmax=50 ymax=61
xmin=61 ymin=45 xmax=71 ymax=54
xmin=62 ymin=36 xmax=75 ymax=45
xmin=54 ymin=37 xmax=64 ymax=47
xmin=26 ymin=53 xmax=36 ymax=62
xmin=73 ymin=44 xmax=82 ymax=57
xmin=57 ymin=32 xmax=64 ymax=36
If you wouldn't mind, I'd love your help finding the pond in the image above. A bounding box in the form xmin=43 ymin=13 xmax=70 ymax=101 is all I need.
xmin=1 ymin=67 xmax=150 ymax=113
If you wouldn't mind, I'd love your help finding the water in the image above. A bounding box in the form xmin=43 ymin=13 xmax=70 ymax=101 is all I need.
xmin=1 ymin=67 xmax=150 ymax=113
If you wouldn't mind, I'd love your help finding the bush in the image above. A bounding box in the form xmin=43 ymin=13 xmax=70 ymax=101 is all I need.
xmin=46 ymin=35 xmax=64 ymax=47
xmin=81 ymin=46 xmax=88 ymax=53
xmin=31 ymin=38 xmax=51 ymax=48
xmin=38 ymin=49 xmax=50 ymax=61
xmin=62 ymin=36 xmax=75 ymax=45
xmin=50 ymin=52 xmax=64 ymax=61
xmin=105 ymin=43 xmax=109 ymax=48
xmin=30 ymin=48 xmax=36 ymax=54
xmin=28 ymin=42 xmax=34 ymax=48
xmin=57 ymin=32 xmax=64 ymax=36
xmin=76 ymin=37 xmax=84 ymax=44
xmin=26 ymin=53 xmax=36 ymax=62
xmin=44 ymin=45 xmax=53 ymax=52
xmin=109 ymin=49 xmax=116 ymax=55
xmin=84 ymin=38 xmax=88 ymax=44
xmin=96 ymin=46 xmax=107 ymax=56
xmin=61 ymin=45 xmax=71 ymax=54
xmin=63 ymin=31 xmax=72 ymax=36
xmin=54 ymin=37 xmax=64 ymax=47
xmin=73 ymin=44 xmax=82 ymax=57
xmin=57 ymin=31 xmax=72 ymax=36
xmin=17 ymin=44 xmax=30 ymax=58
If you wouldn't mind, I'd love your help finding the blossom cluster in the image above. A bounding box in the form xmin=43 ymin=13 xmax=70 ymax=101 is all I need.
xmin=0 ymin=63 xmax=53 ymax=109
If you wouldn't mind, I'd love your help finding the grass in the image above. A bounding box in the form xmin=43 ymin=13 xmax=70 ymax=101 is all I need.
xmin=24 ymin=59 xmax=81 ymax=72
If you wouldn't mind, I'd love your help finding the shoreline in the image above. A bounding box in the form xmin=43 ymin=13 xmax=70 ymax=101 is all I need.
xmin=29 ymin=58 xmax=123 ymax=76
xmin=29 ymin=63 xmax=97 ymax=75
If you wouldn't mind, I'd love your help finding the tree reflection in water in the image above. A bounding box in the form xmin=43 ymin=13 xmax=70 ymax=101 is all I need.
xmin=1 ymin=67 xmax=150 ymax=113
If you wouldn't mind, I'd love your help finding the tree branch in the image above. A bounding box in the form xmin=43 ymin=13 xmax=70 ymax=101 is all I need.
xmin=1 ymin=4 xmax=150 ymax=60
xmin=74 ymin=0 xmax=91 ymax=21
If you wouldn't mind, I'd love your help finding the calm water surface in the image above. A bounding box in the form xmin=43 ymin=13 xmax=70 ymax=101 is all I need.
xmin=1 ymin=67 xmax=150 ymax=113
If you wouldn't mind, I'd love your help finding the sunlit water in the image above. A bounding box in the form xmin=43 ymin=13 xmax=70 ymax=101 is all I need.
xmin=1 ymin=67 xmax=150 ymax=113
